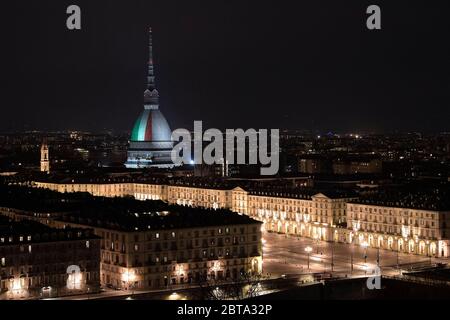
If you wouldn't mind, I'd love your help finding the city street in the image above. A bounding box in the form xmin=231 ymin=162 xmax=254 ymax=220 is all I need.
xmin=262 ymin=231 xmax=448 ymax=277
xmin=50 ymin=231 xmax=449 ymax=300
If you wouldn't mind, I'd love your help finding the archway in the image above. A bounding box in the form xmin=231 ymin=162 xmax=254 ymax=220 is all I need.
xmin=398 ymin=239 xmax=404 ymax=252
xmin=300 ymin=224 xmax=305 ymax=236
xmin=349 ymin=232 xmax=354 ymax=244
xmin=430 ymin=242 xmax=437 ymax=256
xmin=285 ymin=224 xmax=290 ymax=234
xmin=321 ymin=228 xmax=327 ymax=241
xmin=408 ymin=239 xmax=415 ymax=253
xmin=419 ymin=241 xmax=426 ymax=255
xmin=358 ymin=233 xmax=364 ymax=245
xmin=377 ymin=236 xmax=383 ymax=248
xmin=312 ymin=226 xmax=317 ymax=239
xmin=368 ymin=234 xmax=374 ymax=247
xmin=252 ymin=259 xmax=259 ymax=274
xmin=388 ymin=237 xmax=393 ymax=250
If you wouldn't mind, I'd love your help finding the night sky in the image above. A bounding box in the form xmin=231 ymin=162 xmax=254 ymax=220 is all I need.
xmin=4 ymin=1 xmax=450 ymax=133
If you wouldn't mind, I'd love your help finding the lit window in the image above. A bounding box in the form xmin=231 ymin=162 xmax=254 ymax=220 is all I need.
xmin=1 ymin=257 xmax=5 ymax=266
xmin=171 ymin=232 xmax=176 ymax=238
xmin=155 ymin=233 xmax=160 ymax=239
xmin=27 ymin=236 xmax=31 ymax=241
xmin=28 ymin=245 xmax=32 ymax=253
xmin=134 ymin=244 xmax=139 ymax=251
xmin=86 ymin=241 xmax=90 ymax=248
xmin=19 ymin=236 xmax=23 ymax=242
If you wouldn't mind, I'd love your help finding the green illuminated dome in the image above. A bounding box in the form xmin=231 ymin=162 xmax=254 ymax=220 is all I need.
xmin=130 ymin=105 xmax=172 ymax=142
xmin=125 ymin=28 xmax=175 ymax=169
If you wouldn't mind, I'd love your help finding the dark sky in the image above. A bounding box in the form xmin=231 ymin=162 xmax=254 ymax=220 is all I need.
xmin=4 ymin=1 xmax=450 ymax=133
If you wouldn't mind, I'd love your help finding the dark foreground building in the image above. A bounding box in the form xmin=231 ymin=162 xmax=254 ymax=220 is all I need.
xmin=49 ymin=207 xmax=263 ymax=290
xmin=0 ymin=216 xmax=100 ymax=299
xmin=0 ymin=186 xmax=262 ymax=291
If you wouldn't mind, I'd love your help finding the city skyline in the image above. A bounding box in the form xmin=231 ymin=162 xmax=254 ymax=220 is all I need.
xmin=2 ymin=0 xmax=450 ymax=304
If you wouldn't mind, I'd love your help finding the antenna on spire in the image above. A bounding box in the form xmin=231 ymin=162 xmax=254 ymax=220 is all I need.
xmin=147 ymin=27 xmax=155 ymax=89
xmin=144 ymin=26 xmax=159 ymax=108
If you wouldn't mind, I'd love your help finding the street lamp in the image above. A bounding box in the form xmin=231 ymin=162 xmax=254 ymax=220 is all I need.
xmin=361 ymin=242 xmax=369 ymax=275
xmin=361 ymin=241 xmax=369 ymax=264
xmin=315 ymin=237 xmax=320 ymax=254
xmin=351 ymin=225 xmax=360 ymax=275
xmin=377 ymin=247 xmax=380 ymax=267
xmin=350 ymin=233 xmax=355 ymax=274
xmin=305 ymin=246 xmax=313 ymax=270
xmin=331 ymin=242 xmax=334 ymax=272
xmin=122 ymin=269 xmax=136 ymax=293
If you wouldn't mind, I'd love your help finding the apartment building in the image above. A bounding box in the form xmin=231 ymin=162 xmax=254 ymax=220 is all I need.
xmin=31 ymin=177 xmax=450 ymax=257
xmin=0 ymin=216 xmax=100 ymax=300
xmin=47 ymin=208 xmax=262 ymax=290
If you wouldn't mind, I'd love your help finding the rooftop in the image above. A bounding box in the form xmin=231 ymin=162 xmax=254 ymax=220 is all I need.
xmin=7 ymin=172 xmax=360 ymax=199
xmin=0 ymin=216 xmax=98 ymax=246
xmin=247 ymin=187 xmax=357 ymax=200
xmin=0 ymin=186 xmax=261 ymax=232
xmin=350 ymin=184 xmax=450 ymax=211
xmin=57 ymin=206 xmax=261 ymax=232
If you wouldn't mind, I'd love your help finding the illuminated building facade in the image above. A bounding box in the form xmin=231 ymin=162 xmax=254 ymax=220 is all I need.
xmin=246 ymin=191 xmax=351 ymax=241
xmin=46 ymin=210 xmax=262 ymax=290
xmin=0 ymin=216 xmax=100 ymax=299
xmin=32 ymin=179 xmax=450 ymax=257
xmin=40 ymin=141 xmax=50 ymax=174
xmin=346 ymin=201 xmax=450 ymax=258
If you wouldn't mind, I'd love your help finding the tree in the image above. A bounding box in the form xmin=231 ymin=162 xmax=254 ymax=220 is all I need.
xmin=193 ymin=271 xmax=268 ymax=300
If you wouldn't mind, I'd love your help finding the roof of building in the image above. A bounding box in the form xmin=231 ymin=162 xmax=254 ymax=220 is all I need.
xmin=349 ymin=184 xmax=450 ymax=211
xmin=57 ymin=205 xmax=261 ymax=232
xmin=24 ymin=173 xmax=358 ymax=199
xmin=130 ymin=108 xmax=172 ymax=142
xmin=0 ymin=216 xmax=98 ymax=246
xmin=247 ymin=187 xmax=357 ymax=200
xmin=0 ymin=185 xmax=261 ymax=232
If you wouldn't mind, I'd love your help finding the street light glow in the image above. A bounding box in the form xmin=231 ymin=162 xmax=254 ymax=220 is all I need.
xmin=305 ymin=246 xmax=313 ymax=270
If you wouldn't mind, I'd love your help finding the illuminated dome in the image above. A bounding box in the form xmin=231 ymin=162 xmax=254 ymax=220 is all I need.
xmin=125 ymin=28 xmax=175 ymax=169
xmin=130 ymin=106 xmax=172 ymax=142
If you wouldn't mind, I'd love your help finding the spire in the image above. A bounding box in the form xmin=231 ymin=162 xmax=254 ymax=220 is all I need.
xmin=40 ymin=138 xmax=50 ymax=174
xmin=144 ymin=27 xmax=159 ymax=109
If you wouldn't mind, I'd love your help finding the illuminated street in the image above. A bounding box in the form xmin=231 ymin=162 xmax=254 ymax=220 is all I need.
xmin=262 ymin=232 xmax=448 ymax=278
xmin=46 ymin=231 xmax=449 ymax=300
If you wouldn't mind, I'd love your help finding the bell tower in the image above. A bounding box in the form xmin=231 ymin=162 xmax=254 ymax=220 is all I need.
xmin=40 ymin=140 xmax=50 ymax=173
